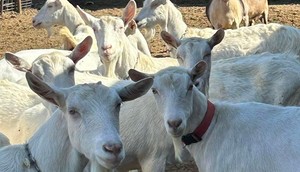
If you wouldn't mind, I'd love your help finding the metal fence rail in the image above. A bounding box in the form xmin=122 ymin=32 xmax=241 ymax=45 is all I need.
xmin=0 ymin=0 xmax=32 ymax=14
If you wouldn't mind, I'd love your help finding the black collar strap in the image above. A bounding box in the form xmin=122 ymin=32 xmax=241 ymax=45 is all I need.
xmin=24 ymin=143 xmax=41 ymax=172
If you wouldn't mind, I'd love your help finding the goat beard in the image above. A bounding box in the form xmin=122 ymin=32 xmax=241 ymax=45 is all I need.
xmin=172 ymin=137 xmax=186 ymax=162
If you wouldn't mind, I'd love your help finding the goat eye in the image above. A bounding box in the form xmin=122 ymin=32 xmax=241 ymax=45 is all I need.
xmin=152 ymin=88 xmax=158 ymax=94
xmin=69 ymin=109 xmax=77 ymax=115
xmin=204 ymin=53 xmax=211 ymax=57
xmin=47 ymin=5 xmax=53 ymax=8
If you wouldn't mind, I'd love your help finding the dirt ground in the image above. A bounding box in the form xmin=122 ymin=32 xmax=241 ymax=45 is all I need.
xmin=0 ymin=2 xmax=300 ymax=171
xmin=1 ymin=3 xmax=300 ymax=58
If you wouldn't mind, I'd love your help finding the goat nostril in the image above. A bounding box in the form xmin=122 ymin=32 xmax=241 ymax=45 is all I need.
xmin=32 ymin=20 xmax=35 ymax=24
xmin=167 ymin=119 xmax=182 ymax=129
xmin=103 ymin=144 xmax=122 ymax=154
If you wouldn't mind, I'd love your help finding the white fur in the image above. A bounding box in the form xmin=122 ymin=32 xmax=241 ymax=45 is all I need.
xmin=148 ymin=66 xmax=300 ymax=171
xmin=0 ymin=79 xmax=50 ymax=144
xmin=136 ymin=0 xmax=300 ymax=59
xmin=0 ymin=76 xmax=141 ymax=171
xmin=125 ymin=20 xmax=152 ymax=57
xmin=0 ymin=49 xmax=70 ymax=84
xmin=77 ymin=0 xmax=178 ymax=79
xmin=167 ymin=33 xmax=300 ymax=106
xmin=32 ymin=0 xmax=103 ymax=73
xmin=4 ymin=47 xmax=187 ymax=172
xmin=0 ymin=37 xmax=106 ymax=144
xmin=33 ymin=0 xmax=151 ymax=64
xmin=0 ymin=132 xmax=10 ymax=147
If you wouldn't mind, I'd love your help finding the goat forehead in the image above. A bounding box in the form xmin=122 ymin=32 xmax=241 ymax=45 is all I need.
xmin=33 ymin=53 xmax=73 ymax=69
xmin=98 ymin=16 xmax=123 ymax=28
xmin=180 ymin=38 xmax=210 ymax=52
xmin=67 ymin=84 xmax=120 ymax=105
xmin=154 ymin=68 xmax=191 ymax=89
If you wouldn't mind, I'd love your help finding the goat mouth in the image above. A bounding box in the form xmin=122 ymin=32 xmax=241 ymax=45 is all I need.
xmin=33 ymin=22 xmax=42 ymax=28
xmin=98 ymin=156 xmax=123 ymax=169
xmin=169 ymin=131 xmax=183 ymax=138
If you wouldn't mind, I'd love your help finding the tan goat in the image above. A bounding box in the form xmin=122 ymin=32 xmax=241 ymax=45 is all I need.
xmin=242 ymin=0 xmax=269 ymax=25
xmin=206 ymin=0 xmax=268 ymax=29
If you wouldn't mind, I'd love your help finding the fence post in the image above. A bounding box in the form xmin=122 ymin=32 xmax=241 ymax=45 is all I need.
xmin=17 ymin=0 xmax=22 ymax=13
xmin=0 ymin=0 xmax=3 ymax=14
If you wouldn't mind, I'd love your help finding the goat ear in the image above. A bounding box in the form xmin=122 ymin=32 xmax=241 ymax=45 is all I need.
xmin=76 ymin=5 xmax=98 ymax=27
xmin=123 ymin=0 xmax=137 ymax=26
xmin=26 ymin=72 xmax=65 ymax=107
xmin=118 ymin=77 xmax=153 ymax=101
xmin=128 ymin=69 xmax=153 ymax=82
xmin=69 ymin=36 xmax=93 ymax=64
xmin=189 ymin=60 xmax=207 ymax=82
xmin=208 ymin=29 xmax=224 ymax=48
xmin=127 ymin=20 xmax=137 ymax=33
xmin=5 ymin=52 xmax=31 ymax=72
xmin=161 ymin=31 xmax=180 ymax=48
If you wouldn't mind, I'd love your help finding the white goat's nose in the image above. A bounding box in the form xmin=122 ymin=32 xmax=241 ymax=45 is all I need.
xmin=32 ymin=19 xmax=36 ymax=24
xmin=101 ymin=45 xmax=112 ymax=51
xmin=167 ymin=119 xmax=182 ymax=129
xmin=103 ymin=143 xmax=122 ymax=155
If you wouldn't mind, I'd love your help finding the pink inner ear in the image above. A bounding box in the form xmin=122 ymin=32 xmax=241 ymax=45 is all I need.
xmin=124 ymin=1 xmax=136 ymax=24
xmin=129 ymin=21 xmax=136 ymax=30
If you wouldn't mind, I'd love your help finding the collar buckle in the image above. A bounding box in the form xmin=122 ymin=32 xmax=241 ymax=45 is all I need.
xmin=181 ymin=133 xmax=202 ymax=146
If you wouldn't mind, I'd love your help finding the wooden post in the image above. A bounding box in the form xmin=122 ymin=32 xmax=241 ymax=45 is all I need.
xmin=0 ymin=0 xmax=3 ymax=15
xmin=17 ymin=0 xmax=21 ymax=13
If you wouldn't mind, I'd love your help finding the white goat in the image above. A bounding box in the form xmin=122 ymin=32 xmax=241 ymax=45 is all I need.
xmin=0 ymin=79 xmax=48 ymax=144
xmin=0 ymin=72 xmax=153 ymax=171
xmin=135 ymin=0 xmax=300 ymax=59
xmin=33 ymin=0 xmax=151 ymax=58
xmin=32 ymin=0 xmax=97 ymax=51
xmin=129 ymin=61 xmax=300 ymax=172
xmin=161 ymin=29 xmax=300 ymax=105
xmin=76 ymin=0 xmax=178 ymax=79
xmin=32 ymin=0 xmax=104 ymax=74
xmin=12 ymin=50 xmax=191 ymax=172
xmin=0 ymin=36 xmax=103 ymax=144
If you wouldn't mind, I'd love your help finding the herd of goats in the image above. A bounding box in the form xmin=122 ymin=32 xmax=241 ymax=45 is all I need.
xmin=1 ymin=0 xmax=300 ymax=171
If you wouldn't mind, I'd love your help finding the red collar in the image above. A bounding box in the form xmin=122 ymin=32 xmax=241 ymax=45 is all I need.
xmin=181 ymin=100 xmax=215 ymax=146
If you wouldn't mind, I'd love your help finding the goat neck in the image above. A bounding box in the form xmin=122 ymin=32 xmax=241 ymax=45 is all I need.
xmin=62 ymin=2 xmax=86 ymax=34
xmin=28 ymin=111 xmax=88 ymax=171
xmin=165 ymin=0 xmax=188 ymax=39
